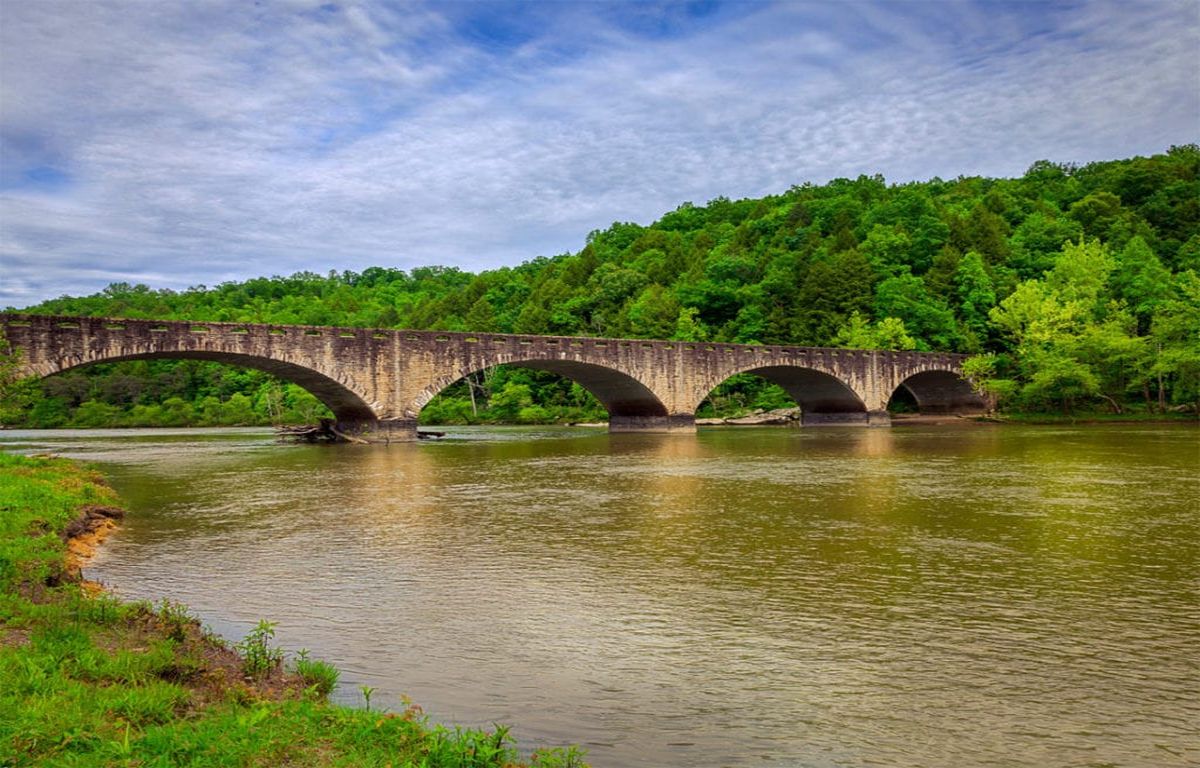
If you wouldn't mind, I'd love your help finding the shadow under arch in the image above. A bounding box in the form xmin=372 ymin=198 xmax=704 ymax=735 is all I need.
xmin=700 ymin=364 xmax=872 ymax=424
xmin=414 ymin=358 xmax=672 ymax=429
xmin=891 ymin=369 xmax=986 ymax=414
xmin=44 ymin=350 xmax=378 ymax=424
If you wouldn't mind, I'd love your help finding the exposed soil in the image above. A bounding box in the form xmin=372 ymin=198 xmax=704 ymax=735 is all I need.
xmin=95 ymin=605 xmax=306 ymax=710
xmin=61 ymin=504 xmax=125 ymax=582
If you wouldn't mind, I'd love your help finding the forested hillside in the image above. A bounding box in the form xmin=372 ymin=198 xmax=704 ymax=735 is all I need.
xmin=5 ymin=146 xmax=1198 ymax=426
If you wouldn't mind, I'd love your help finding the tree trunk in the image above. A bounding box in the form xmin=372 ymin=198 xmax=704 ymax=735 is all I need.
xmin=1157 ymin=343 xmax=1166 ymax=412
xmin=465 ymin=370 xmax=492 ymax=417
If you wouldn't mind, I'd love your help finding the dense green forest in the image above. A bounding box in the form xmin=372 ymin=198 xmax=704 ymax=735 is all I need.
xmin=3 ymin=146 xmax=1198 ymax=427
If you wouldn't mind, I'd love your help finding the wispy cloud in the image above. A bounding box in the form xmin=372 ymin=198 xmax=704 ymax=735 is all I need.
xmin=1 ymin=0 xmax=1197 ymax=307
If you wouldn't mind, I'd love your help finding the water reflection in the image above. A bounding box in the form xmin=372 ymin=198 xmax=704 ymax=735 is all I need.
xmin=2 ymin=425 xmax=1197 ymax=768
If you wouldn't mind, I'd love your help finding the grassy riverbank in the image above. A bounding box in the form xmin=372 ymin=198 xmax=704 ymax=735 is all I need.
xmin=0 ymin=452 xmax=586 ymax=767
xmin=971 ymin=410 xmax=1199 ymax=425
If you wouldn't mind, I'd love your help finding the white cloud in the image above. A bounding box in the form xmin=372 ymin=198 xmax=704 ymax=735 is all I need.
xmin=1 ymin=0 xmax=1197 ymax=307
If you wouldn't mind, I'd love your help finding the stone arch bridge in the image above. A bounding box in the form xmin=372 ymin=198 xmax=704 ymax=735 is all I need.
xmin=2 ymin=314 xmax=985 ymax=441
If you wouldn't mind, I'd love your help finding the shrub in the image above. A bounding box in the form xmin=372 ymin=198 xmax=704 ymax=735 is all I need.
xmin=236 ymin=620 xmax=283 ymax=680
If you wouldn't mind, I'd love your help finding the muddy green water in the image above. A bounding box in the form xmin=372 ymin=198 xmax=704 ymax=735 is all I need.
xmin=3 ymin=425 xmax=1198 ymax=767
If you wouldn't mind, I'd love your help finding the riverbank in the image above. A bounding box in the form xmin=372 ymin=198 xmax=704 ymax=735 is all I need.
xmin=966 ymin=411 xmax=1198 ymax=425
xmin=694 ymin=408 xmax=1198 ymax=427
xmin=0 ymin=452 xmax=587 ymax=767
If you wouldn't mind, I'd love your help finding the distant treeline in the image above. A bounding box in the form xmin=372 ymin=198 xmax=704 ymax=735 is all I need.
xmin=4 ymin=146 xmax=1198 ymax=426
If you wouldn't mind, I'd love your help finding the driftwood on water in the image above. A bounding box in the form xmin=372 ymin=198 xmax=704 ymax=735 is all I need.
xmin=276 ymin=419 xmax=445 ymax=442
xmin=275 ymin=418 xmax=368 ymax=444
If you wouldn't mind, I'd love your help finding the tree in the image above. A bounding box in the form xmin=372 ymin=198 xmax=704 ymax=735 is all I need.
xmin=954 ymin=251 xmax=997 ymax=342
xmin=859 ymin=224 xmax=912 ymax=278
xmin=1112 ymin=236 xmax=1171 ymax=333
xmin=981 ymin=240 xmax=1132 ymax=413
xmin=923 ymin=245 xmax=962 ymax=299
xmin=71 ymin=400 xmax=122 ymax=427
xmin=1149 ymin=271 xmax=1200 ymax=411
xmin=833 ymin=313 xmax=917 ymax=350
xmin=1045 ymin=239 xmax=1115 ymax=307
xmin=793 ymin=250 xmax=875 ymax=345
xmin=1068 ymin=191 xmax=1125 ymax=240
xmin=625 ymin=285 xmax=680 ymax=339
xmin=487 ymin=382 xmax=533 ymax=421
xmin=1073 ymin=313 xmax=1148 ymax=413
xmin=874 ymin=271 xmax=960 ymax=351
xmin=962 ymin=204 xmax=1011 ymax=264
xmin=221 ymin=393 xmax=257 ymax=425
xmin=465 ymin=297 xmax=498 ymax=333
xmin=671 ymin=306 xmax=708 ymax=342
xmin=1019 ymin=349 xmax=1100 ymax=413
xmin=1008 ymin=212 xmax=1083 ymax=280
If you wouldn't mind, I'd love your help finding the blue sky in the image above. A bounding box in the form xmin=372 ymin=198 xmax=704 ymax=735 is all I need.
xmin=1 ymin=0 xmax=1197 ymax=307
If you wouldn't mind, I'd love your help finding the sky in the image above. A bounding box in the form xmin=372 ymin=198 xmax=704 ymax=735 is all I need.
xmin=1 ymin=0 xmax=1197 ymax=308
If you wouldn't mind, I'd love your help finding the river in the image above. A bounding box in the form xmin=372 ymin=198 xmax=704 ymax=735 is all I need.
xmin=3 ymin=424 xmax=1197 ymax=767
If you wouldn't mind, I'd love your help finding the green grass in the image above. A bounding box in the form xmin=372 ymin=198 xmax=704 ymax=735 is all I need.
xmin=0 ymin=452 xmax=588 ymax=767
xmin=293 ymin=651 xmax=340 ymax=699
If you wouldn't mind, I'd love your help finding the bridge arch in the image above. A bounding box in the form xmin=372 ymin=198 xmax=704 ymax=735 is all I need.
xmin=890 ymin=369 xmax=986 ymax=415
xmin=410 ymin=356 xmax=671 ymax=429
xmin=691 ymin=363 xmax=870 ymax=424
xmin=35 ymin=350 xmax=379 ymax=424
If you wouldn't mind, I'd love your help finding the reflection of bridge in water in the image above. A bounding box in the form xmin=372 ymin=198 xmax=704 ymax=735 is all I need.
xmin=2 ymin=314 xmax=986 ymax=442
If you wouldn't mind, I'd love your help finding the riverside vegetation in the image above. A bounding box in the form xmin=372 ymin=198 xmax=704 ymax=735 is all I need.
xmin=1 ymin=147 xmax=1198 ymax=426
xmin=0 ymin=452 xmax=587 ymax=767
